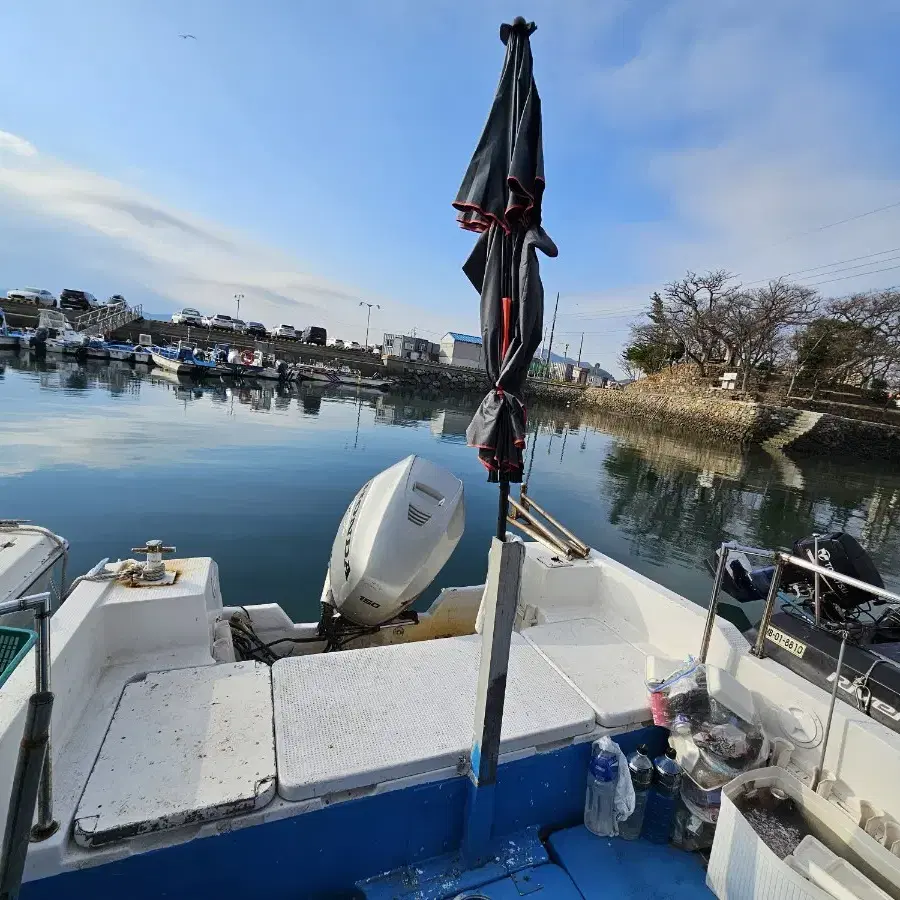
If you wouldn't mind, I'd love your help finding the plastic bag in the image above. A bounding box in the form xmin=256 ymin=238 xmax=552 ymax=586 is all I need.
xmin=599 ymin=736 xmax=635 ymax=832
xmin=647 ymin=657 xmax=707 ymax=728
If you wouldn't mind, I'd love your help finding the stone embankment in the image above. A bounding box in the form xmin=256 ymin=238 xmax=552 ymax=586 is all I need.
xmin=570 ymin=366 xmax=900 ymax=462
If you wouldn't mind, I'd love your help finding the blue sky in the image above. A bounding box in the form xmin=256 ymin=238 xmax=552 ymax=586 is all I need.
xmin=2 ymin=1 xmax=900 ymax=374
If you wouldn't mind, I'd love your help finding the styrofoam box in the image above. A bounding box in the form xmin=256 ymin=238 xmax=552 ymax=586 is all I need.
xmin=787 ymin=834 xmax=891 ymax=900
xmin=706 ymin=767 xmax=900 ymax=900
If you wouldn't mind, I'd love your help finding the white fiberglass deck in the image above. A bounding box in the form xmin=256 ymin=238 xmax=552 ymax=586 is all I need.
xmin=521 ymin=618 xmax=654 ymax=728
xmin=273 ymin=633 xmax=596 ymax=801
xmin=73 ymin=661 xmax=276 ymax=848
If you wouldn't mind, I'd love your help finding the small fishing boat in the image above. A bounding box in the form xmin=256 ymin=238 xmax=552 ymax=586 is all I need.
xmin=105 ymin=342 xmax=135 ymax=362
xmin=3 ymin=458 xmax=900 ymax=899
xmin=0 ymin=521 xmax=68 ymax=628
xmin=298 ymin=362 xmax=394 ymax=390
xmin=81 ymin=337 xmax=109 ymax=360
xmin=0 ymin=308 xmax=19 ymax=348
xmin=150 ymin=343 xmax=218 ymax=376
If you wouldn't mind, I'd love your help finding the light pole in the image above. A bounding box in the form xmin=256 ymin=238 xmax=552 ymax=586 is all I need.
xmin=234 ymin=293 xmax=244 ymax=320
xmin=359 ymin=301 xmax=381 ymax=350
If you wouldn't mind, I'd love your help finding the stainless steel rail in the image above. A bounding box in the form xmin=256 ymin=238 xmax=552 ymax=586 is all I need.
xmin=751 ymin=553 xmax=900 ymax=659
xmin=0 ymin=593 xmax=57 ymax=840
xmin=699 ymin=541 xmax=777 ymax=663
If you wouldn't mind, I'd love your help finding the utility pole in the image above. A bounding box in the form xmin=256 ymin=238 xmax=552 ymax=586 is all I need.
xmin=577 ymin=333 xmax=584 ymax=368
xmin=234 ymin=293 xmax=244 ymax=320
xmin=359 ymin=301 xmax=381 ymax=350
xmin=545 ymin=291 xmax=559 ymax=370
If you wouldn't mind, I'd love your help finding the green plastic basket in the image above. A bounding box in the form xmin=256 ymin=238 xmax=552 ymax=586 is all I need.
xmin=0 ymin=626 xmax=36 ymax=690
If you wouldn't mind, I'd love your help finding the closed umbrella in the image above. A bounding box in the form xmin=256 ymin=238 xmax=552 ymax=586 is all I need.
xmin=453 ymin=16 xmax=557 ymax=535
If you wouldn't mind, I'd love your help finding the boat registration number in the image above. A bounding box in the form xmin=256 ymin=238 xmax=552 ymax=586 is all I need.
xmin=765 ymin=626 xmax=807 ymax=658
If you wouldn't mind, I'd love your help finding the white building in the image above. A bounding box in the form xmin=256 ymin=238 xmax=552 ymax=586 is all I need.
xmin=440 ymin=332 xmax=483 ymax=369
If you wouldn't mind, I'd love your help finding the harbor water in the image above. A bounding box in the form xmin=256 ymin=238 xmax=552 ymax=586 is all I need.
xmin=1 ymin=352 xmax=899 ymax=626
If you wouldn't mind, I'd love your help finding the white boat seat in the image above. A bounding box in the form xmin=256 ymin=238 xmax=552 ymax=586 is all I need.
xmin=73 ymin=661 xmax=276 ymax=848
xmin=272 ymin=633 xmax=596 ymax=802
xmin=520 ymin=618 xmax=654 ymax=729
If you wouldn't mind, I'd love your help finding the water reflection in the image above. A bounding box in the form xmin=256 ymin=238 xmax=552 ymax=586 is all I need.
xmin=2 ymin=351 xmax=898 ymax=615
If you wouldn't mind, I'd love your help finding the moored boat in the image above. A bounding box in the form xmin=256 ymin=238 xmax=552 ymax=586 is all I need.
xmin=2 ymin=456 xmax=899 ymax=899
xmin=150 ymin=343 xmax=218 ymax=376
xmin=105 ymin=342 xmax=135 ymax=362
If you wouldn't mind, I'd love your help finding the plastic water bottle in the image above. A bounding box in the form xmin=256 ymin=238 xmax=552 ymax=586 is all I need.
xmin=642 ymin=747 xmax=682 ymax=844
xmin=584 ymin=739 xmax=619 ymax=837
xmin=619 ymin=744 xmax=654 ymax=840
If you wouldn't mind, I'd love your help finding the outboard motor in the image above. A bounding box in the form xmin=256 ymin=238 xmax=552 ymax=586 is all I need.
xmin=325 ymin=455 xmax=465 ymax=630
xmin=30 ymin=328 xmax=48 ymax=356
xmin=785 ymin=533 xmax=885 ymax=616
xmin=713 ymin=532 xmax=883 ymax=622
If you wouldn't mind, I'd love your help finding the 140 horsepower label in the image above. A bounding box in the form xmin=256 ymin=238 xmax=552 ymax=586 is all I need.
xmin=765 ymin=625 xmax=807 ymax=658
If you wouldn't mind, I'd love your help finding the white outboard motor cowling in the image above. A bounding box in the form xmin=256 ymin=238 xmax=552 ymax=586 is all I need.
xmin=328 ymin=455 xmax=465 ymax=627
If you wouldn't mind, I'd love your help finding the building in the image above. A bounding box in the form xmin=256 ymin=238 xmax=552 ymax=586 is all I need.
xmin=382 ymin=334 xmax=439 ymax=362
xmin=440 ymin=332 xmax=483 ymax=369
xmin=586 ymin=364 xmax=615 ymax=387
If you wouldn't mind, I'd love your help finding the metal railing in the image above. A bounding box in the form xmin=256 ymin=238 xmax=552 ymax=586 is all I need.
xmin=699 ymin=540 xmax=900 ymax=663
xmin=0 ymin=592 xmax=57 ymax=839
xmin=74 ymin=303 xmax=142 ymax=336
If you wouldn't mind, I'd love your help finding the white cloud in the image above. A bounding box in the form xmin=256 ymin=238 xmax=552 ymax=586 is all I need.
xmin=568 ymin=0 xmax=900 ymax=368
xmin=0 ymin=133 xmax=453 ymax=339
xmin=0 ymin=131 xmax=36 ymax=157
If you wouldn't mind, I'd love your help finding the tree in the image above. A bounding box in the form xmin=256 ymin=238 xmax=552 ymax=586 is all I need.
xmin=722 ymin=280 xmax=819 ymax=390
xmin=622 ymin=292 xmax=684 ymax=378
xmin=827 ymin=289 xmax=900 ymax=385
xmin=661 ymin=270 xmax=738 ymax=375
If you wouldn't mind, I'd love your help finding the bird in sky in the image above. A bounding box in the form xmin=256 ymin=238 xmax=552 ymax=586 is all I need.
xmin=178 ymin=34 xmax=197 ymax=40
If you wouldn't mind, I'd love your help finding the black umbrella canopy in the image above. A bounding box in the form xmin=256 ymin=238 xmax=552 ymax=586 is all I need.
xmin=453 ymin=16 xmax=557 ymax=485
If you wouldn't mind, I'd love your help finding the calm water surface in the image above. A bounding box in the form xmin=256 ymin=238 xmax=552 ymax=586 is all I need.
xmin=2 ymin=353 xmax=899 ymax=628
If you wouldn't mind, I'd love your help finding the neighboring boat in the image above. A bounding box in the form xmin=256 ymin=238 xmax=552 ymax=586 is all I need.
xmin=105 ymin=342 xmax=135 ymax=362
xmin=298 ymin=362 xmax=394 ymax=390
xmin=3 ymin=457 xmax=900 ymax=898
xmin=0 ymin=307 xmax=18 ymax=348
xmin=150 ymin=343 xmax=218 ymax=376
xmin=0 ymin=521 xmax=68 ymax=628
xmin=34 ymin=309 xmax=85 ymax=355
xmin=81 ymin=337 xmax=109 ymax=360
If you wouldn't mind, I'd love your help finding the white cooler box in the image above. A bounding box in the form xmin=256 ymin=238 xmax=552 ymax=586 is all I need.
xmin=707 ymin=767 xmax=900 ymax=900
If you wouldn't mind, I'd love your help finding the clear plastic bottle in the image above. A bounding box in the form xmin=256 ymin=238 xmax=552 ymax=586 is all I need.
xmin=584 ymin=738 xmax=620 ymax=837
xmin=641 ymin=747 xmax=682 ymax=844
xmin=619 ymin=744 xmax=654 ymax=840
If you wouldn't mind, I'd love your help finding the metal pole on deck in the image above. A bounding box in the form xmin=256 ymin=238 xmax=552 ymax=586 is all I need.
xmin=462 ymin=538 xmax=525 ymax=865
xmin=0 ymin=693 xmax=54 ymax=900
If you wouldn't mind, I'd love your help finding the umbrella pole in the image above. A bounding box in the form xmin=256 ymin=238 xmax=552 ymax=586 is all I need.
xmin=496 ymin=480 xmax=509 ymax=540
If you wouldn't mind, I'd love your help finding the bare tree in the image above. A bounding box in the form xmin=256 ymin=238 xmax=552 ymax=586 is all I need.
xmin=723 ymin=280 xmax=819 ymax=390
xmin=826 ymin=289 xmax=900 ymax=386
xmin=661 ymin=270 xmax=738 ymax=375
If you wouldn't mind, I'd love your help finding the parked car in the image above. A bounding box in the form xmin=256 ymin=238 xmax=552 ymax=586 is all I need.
xmin=246 ymin=321 xmax=267 ymax=338
xmin=203 ymin=314 xmax=235 ymax=331
xmin=302 ymin=325 xmax=327 ymax=346
xmin=272 ymin=324 xmax=297 ymax=339
xmin=6 ymin=287 xmax=57 ymax=307
xmin=348 ymin=341 xmax=362 ymax=351
xmin=59 ymin=289 xmax=100 ymax=311
xmin=104 ymin=294 xmax=127 ymax=307
xmin=370 ymin=345 xmax=383 ymax=355
xmin=231 ymin=319 xmax=248 ymax=334
xmin=171 ymin=307 xmax=204 ymax=326
xmin=328 ymin=338 xmax=345 ymax=349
